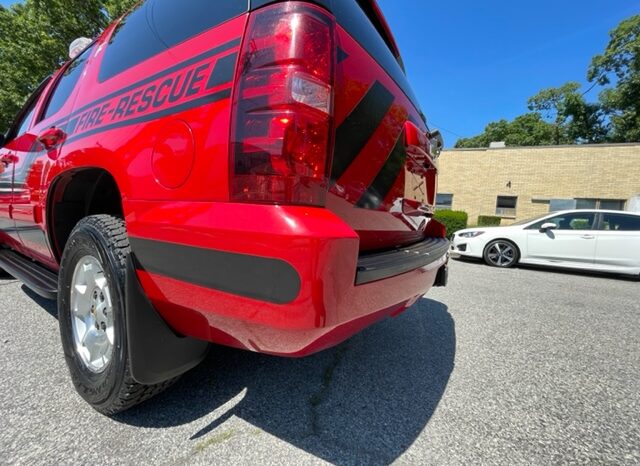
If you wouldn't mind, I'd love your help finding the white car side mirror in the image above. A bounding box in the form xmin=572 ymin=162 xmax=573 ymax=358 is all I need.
xmin=540 ymin=222 xmax=558 ymax=231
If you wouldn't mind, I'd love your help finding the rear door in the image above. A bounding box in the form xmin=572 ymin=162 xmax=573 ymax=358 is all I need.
xmin=595 ymin=212 xmax=640 ymax=268
xmin=324 ymin=0 xmax=437 ymax=252
xmin=10 ymin=46 xmax=94 ymax=263
xmin=0 ymin=78 xmax=50 ymax=245
xmin=526 ymin=212 xmax=598 ymax=264
xmin=0 ymin=145 xmax=15 ymax=237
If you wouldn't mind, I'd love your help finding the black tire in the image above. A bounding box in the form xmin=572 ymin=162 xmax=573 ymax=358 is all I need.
xmin=483 ymin=239 xmax=520 ymax=268
xmin=58 ymin=215 xmax=177 ymax=415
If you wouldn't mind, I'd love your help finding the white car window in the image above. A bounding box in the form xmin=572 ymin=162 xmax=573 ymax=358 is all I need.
xmin=601 ymin=213 xmax=640 ymax=231
xmin=529 ymin=213 xmax=596 ymax=231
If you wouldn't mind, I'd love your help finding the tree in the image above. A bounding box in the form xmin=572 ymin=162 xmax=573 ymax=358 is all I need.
xmin=527 ymin=82 xmax=580 ymax=145
xmin=455 ymin=113 xmax=556 ymax=148
xmin=0 ymin=0 xmax=137 ymax=131
xmin=588 ymin=15 xmax=640 ymax=142
xmin=527 ymin=82 xmax=608 ymax=145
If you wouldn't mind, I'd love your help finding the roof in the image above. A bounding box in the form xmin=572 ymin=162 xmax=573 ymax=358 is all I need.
xmin=444 ymin=142 xmax=640 ymax=152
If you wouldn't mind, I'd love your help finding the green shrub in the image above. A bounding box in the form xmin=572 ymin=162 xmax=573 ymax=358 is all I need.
xmin=434 ymin=210 xmax=468 ymax=239
xmin=477 ymin=215 xmax=502 ymax=227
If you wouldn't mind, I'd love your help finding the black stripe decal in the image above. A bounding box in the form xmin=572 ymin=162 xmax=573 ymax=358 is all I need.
xmin=356 ymin=130 xmax=406 ymax=209
xmin=130 ymin=237 xmax=302 ymax=305
xmin=337 ymin=47 xmax=349 ymax=64
xmin=63 ymin=89 xmax=231 ymax=145
xmin=50 ymin=39 xmax=241 ymax=129
xmin=206 ymin=53 xmax=238 ymax=89
xmin=331 ymin=81 xmax=394 ymax=182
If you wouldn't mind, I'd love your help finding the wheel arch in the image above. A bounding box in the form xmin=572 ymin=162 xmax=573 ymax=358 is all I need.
xmin=46 ymin=167 xmax=125 ymax=262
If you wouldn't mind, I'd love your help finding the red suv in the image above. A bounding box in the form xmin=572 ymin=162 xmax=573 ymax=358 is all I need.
xmin=0 ymin=0 xmax=448 ymax=414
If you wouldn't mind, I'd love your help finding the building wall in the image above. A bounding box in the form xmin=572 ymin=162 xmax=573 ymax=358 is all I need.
xmin=406 ymin=143 xmax=640 ymax=225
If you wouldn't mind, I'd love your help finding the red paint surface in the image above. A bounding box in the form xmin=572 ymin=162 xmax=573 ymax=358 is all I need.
xmin=0 ymin=5 xmax=446 ymax=357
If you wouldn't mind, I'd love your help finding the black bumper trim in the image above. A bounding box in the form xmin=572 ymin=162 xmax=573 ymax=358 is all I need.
xmin=356 ymin=237 xmax=450 ymax=285
xmin=129 ymin=237 xmax=302 ymax=305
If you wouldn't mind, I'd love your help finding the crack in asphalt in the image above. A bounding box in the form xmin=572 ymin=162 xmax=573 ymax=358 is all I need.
xmin=306 ymin=343 xmax=350 ymax=438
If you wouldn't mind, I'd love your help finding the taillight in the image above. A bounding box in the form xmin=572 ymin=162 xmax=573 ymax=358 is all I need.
xmin=230 ymin=2 xmax=336 ymax=206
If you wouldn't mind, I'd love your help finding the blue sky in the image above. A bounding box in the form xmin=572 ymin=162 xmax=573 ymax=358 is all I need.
xmin=1 ymin=0 xmax=637 ymax=145
xmin=378 ymin=0 xmax=638 ymax=145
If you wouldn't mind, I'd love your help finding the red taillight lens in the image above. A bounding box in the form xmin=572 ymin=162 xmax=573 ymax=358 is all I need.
xmin=230 ymin=2 xmax=336 ymax=206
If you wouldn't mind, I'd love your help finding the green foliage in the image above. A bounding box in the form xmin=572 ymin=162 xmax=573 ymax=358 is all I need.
xmin=0 ymin=0 xmax=138 ymax=131
xmin=477 ymin=215 xmax=501 ymax=227
xmin=456 ymin=113 xmax=556 ymax=148
xmin=588 ymin=15 xmax=640 ymax=142
xmin=456 ymin=14 xmax=639 ymax=148
xmin=434 ymin=210 xmax=468 ymax=239
xmin=527 ymin=82 xmax=607 ymax=145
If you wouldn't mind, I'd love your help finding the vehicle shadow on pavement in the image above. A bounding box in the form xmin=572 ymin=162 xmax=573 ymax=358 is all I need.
xmin=114 ymin=298 xmax=456 ymax=465
xmin=22 ymin=285 xmax=58 ymax=319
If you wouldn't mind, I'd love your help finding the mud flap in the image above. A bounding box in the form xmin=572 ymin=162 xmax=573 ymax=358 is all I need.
xmin=125 ymin=257 xmax=210 ymax=385
xmin=433 ymin=264 xmax=449 ymax=287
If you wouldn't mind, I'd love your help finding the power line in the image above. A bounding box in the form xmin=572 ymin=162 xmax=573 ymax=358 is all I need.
xmin=429 ymin=122 xmax=466 ymax=139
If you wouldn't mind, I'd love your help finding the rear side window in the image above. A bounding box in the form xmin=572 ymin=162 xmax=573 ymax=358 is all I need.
xmin=99 ymin=0 xmax=246 ymax=82
xmin=601 ymin=213 xmax=640 ymax=231
xmin=330 ymin=0 xmax=422 ymax=117
xmin=42 ymin=46 xmax=94 ymax=121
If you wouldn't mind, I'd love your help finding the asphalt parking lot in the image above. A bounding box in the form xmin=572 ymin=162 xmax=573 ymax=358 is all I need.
xmin=1 ymin=260 xmax=639 ymax=465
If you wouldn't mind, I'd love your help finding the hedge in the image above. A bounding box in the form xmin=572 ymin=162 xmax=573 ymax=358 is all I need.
xmin=477 ymin=215 xmax=502 ymax=227
xmin=434 ymin=210 xmax=469 ymax=239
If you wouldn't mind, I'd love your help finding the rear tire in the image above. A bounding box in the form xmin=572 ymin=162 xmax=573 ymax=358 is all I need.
xmin=58 ymin=215 xmax=177 ymax=415
xmin=483 ymin=239 xmax=520 ymax=268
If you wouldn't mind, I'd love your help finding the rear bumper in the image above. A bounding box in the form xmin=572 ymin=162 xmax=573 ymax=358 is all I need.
xmin=125 ymin=200 xmax=448 ymax=356
xmin=356 ymin=237 xmax=450 ymax=285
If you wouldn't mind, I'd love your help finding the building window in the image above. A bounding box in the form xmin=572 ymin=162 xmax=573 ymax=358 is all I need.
xmin=436 ymin=193 xmax=453 ymax=210
xmin=575 ymin=198 xmax=626 ymax=211
xmin=496 ymin=196 xmax=517 ymax=217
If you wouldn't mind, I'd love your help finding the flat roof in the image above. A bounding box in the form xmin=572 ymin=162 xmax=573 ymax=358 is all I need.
xmin=444 ymin=142 xmax=640 ymax=152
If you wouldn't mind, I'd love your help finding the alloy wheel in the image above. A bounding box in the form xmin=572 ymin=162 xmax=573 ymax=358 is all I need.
xmin=69 ymin=255 xmax=114 ymax=373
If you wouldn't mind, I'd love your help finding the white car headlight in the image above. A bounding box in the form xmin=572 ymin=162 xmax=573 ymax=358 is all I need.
xmin=458 ymin=231 xmax=485 ymax=238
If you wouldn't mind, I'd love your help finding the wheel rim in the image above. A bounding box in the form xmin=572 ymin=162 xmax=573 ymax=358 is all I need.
xmin=70 ymin=255 xmax=114 ymax=373
xmin=487 ymin=242 xmax=516 ymax=267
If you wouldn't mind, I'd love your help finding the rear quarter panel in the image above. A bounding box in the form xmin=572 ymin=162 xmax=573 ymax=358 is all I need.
xmin=44 ymin=14 xmax=247 ymax=204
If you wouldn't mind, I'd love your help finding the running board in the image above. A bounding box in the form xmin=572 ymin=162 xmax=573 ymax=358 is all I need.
xmin=0 ymin=249 xmax=58 ymax=299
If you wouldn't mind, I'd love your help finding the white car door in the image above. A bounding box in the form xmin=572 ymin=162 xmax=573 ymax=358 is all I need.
xmin=595 ymin=213 xmax=640 ymax=268
xmin=525 ymin=212 xmax=598 ymax=264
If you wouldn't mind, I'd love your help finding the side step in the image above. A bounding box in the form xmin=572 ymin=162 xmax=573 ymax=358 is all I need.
xmin=0 ymin=249 xmax=58 ymax=299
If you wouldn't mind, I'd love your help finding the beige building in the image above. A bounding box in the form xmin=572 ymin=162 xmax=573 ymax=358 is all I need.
xmin=407 ymin=143 xmax=640 ymax=225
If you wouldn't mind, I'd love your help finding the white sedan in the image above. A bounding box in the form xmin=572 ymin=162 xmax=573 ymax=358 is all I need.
xmin=451 ymin=209 xmax=640 ymax=276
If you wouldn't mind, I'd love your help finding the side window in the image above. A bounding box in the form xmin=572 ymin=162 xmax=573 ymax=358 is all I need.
xmin=496 ymin=196 xmax=517 ymax=217
xmin=41 ymin=45 xmax=94 ymax=121
xmin=542 ymin=213 xmax=596 ymax=231
xmin=5 ymin=77 xmax=52 ymax=142
xmin=601 ymin=213 xmax=640 ymax=232
xmin=98 ymin=0 xmax=246 ymax=82
xmin=14 ymin=103 xmax=37 ymax=138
